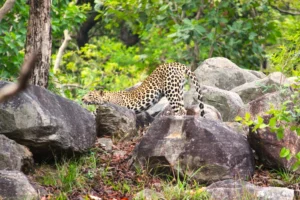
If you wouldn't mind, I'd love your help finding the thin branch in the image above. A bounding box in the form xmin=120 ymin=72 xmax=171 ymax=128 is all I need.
xmin=0 ymin=0 xmax=15 ymax=21
xmin=271 ymin=5 xmax=300 ymax=15
xmin=53 ymin=30 xmax=71 ymax=73
xmin=0 ymin=52 xmax=38 ymax=103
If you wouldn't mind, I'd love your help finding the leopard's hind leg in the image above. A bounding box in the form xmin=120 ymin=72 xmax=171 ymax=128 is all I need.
xmin=164 ymin=74 xmax=186 ymax=116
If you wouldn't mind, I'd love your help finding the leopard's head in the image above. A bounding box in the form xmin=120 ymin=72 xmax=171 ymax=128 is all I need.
xmin=82 ymin=90 xmax=110 ymax=105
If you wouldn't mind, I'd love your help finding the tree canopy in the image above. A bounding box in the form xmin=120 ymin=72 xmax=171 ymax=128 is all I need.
xmin=0 ymin=0 xmax=299 ymax=98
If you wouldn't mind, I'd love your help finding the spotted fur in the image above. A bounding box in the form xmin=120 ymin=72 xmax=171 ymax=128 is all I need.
xmin=82 ymin=62 xmax=204 ymax=116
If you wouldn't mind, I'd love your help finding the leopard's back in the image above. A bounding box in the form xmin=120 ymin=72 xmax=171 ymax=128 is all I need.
xmin=83 ymin=62 xmax=204 ymax=116
xmin=121 ymin=63 xmax=204 ymax=116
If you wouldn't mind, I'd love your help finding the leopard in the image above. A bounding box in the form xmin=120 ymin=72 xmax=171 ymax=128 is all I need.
xmin=82 ymin=62 xmax=205 ymax=116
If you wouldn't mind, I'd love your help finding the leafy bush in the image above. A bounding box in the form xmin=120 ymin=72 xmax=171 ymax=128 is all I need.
xmin=0 ymin=1 xmax=89 ymax=80
xmin=51 ymin=28 xmax=185 ymax=100
xmin=95 ymin=0 xmax=281 ymax=69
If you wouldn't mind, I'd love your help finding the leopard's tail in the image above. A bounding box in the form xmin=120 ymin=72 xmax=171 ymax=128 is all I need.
xmin=185 ymin=66 xmax=205 ymax=117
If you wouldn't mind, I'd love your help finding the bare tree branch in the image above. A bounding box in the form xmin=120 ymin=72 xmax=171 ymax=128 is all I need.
xmin=0 ymin=0 xmax=15 ymax=21
xmin=53 ymin=30 xmax=71 ymax=73
xmin=271 ymin=5 xmax=300 ymax=15
xmin=0 ymin=52 xmax=38 ymax=103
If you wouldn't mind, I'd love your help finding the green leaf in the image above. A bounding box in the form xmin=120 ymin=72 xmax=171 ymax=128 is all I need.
xmin=292 ymin=161 xmax=300 ymax=171
xmin=276 ymin=127 xmax=284 ymax=140
xmin=235 ymin=116 xmax=243 ymax=122
xmin=257 ymin=116 xmax=264 ymax=124
xmin=249 ymin=32 xmax=257 ymax=40
xmin=195 ymin=25 xmax=206 ymax=35
xmin=279 ymin=147 xmax=290 ymax=158
xmin=245 ymin=112 xmax=251 ymax=121
xmin=268 ymin=117 xmax=277 ymax=128
xmin=296 ymin=152 xmax=300 ymax=160
xmin=159 ymin=5 xmax=169 ymax=11
xmin=259 ymin=123 xmax=268 ymax=129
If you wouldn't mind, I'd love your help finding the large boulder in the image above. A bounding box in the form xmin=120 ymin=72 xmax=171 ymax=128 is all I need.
xmin=239 ymin=90 xmax=300 ymax=172
xmin=194 ymin=57 xmax=259 ymax=90
xmin=248 ymin=119 xmax=300 ymax=172
xmin=245 ymin=69 xmax=267 ymax=79
xmin=0 ymin=81 xmax=96 ymax=159
xmin=231 ymin=72 xmax=291 ymax=103
xmin=0 ymin=135 xmax=33 ymax=173
xmin=240 ymin=90 xmax=292 ymax=118
xmin=131 ymin=116 xmax=255 ymax=183
xmin=95 ymin=103 xmax=137 ymax=140
xmin=0 ymin=170 xmax=38 ymax=200
xmin=184 ymin=85 xmax=244 ymax=121
xmin=207 ymin=179 xmax=294 ymax=200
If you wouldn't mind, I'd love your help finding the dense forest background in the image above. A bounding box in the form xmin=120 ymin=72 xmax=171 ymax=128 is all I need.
xmin=0 ymin=0 xmax=299 ymax=102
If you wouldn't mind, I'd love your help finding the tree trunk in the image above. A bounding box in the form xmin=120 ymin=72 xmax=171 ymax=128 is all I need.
xmin=25 ymin=0 xmax=52 ymax=88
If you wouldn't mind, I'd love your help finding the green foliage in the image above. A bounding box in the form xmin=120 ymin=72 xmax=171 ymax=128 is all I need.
xmin=51 ymin=1 xmax=91 ymax=41
xmin=0 ymin=1 xmax=29 ymax=80
xmin=271 ymin=168 xmax=300 ymax=185
xmin=268 ymin=24 xmax=300 ymax=76
xmin=36 ymin=151 xmax=98 ymax=198
xmin=95 ymin=0 xmax=281 ymax=69
xmin=52 ymin=29 xmax=185 ymax=100
xmin=0 ymin=0 xmax=89 ymax=79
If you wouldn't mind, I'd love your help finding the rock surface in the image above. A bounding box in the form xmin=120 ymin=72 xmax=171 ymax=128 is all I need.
xmin=240 ymin=90 xmax=293 ymax=118
xmin=231 ymin=72 xmax=290 ymax=103
xmin=207 ymin=179 xmax=294 ymax=200
xmin=246 ymin=69 xmax=267 ymax=79
xmin=0 ymin=81 xmax=96 ymax=159
xmin=131 ymin=116 xmax=254 ymax=183
xmin=96 ymin=137 xmax=113 ymax=152
xmin=224 ymin=122 xmax=249 ymax=137
xmin=0 ymin=170 xmax=38 ymax=200
xmin=248 ymin=117 xmax=300 ymax=172
xmin=185 ymin=85 xmax=244 ymax=121
xmin=95 ymin=103 xmax=137 ymax=140
xmin=194 ymin=57 xmax=259 ymax=90
xmin=0 ymin=135 xmax=33 ymax=173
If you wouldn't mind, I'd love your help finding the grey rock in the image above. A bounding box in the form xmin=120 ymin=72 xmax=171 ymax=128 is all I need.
xmin=223 ymin=122 xmax=249 ymax=137
xmin=0 ymin=81 xmax=96 ymax=159
xmin=239 ymin=90 xmax=293 ymax=118
xmin=239 ymin=90 xmax=300 ymax=173
xmin=95 ymin=103 xmax=137 ymax=141
xmin=0 ymin=170 xmax=38 ymax=200
xmin=131 ymin=116 xmax=254 ymax=183
xmin=0 ymin=135 xmax=33 ymax=173
xmin=194 ymin=57 xmax=259 ymax=90
xmin=185 ymin=104 xmax=222 ymax=121
xmin=134 ymin=189 xmax=165 ymax=200
xmin=246 ymin=69 xmax=267 ymax=79
xmin=248 ymin=115 xmax=300 ymax=172
xmin=185 ymin=85 xmax=244 ymax=121
xmin=231 ymin=72 xmax=290 ymax=103
xmin=146 ymin=97 xmax=169 ymax=116
xmin=207 ymin=179 xmax=294 ymax=200
xmin=96 ymin=138 xmax=113 ymax=151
